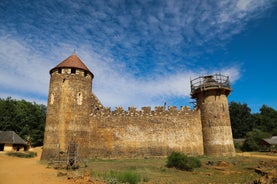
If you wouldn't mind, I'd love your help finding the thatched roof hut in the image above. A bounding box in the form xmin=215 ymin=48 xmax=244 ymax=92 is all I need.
xmin=0 ymin=131 xmax=27 ymax=151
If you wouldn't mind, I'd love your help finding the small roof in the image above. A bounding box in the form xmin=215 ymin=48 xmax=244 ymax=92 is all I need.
xmin=263 ymin=136 xmax=277 ymax=145
xmin=50 ymin=54 xmax=93 ymax=76
xmin=0 ymin=131 xmax=26 ymax=145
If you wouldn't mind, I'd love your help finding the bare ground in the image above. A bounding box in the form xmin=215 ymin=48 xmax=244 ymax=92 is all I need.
xmin=0 ymin=148 xmax=276 ymax=184
xmin=236 ymin=152 xmax=277 ymax=160
xmin=0 ymin=147 xmax=105 ymax=184
xmin=0 ymin=147 xmax=67 ymax=184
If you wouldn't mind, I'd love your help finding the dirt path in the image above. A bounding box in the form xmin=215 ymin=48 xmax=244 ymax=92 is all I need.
xmin=0 ymin=147 xmax=106 ymax=184
xmin=236 ymin=152 xmax=277 ymax=160
xmin=0 ymin=147 xmax=66 ymax=184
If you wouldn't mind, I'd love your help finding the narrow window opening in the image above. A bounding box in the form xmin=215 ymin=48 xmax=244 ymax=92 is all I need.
xmin=50 ymin=93 xmax=55 ymax=105
xmin=84 ymin=71 xmax=87 ymax=77
xmin=77 ymin=92 xmax=83 ymax=105
xmin=71 ymin=68 xmax=76 ymax=74
xmin=58 ymin=68 xmax=62 ymax=74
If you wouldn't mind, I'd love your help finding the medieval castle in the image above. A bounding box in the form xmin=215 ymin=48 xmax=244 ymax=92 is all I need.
xmin=41 ymin=54 xmax=235 ymax=160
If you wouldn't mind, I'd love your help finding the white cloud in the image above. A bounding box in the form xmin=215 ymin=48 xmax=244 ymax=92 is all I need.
xmin=0 ymin=0 xmax=273 ymax=107
xmin=237 ymin=0 xmax=251 ymax=11
xmin=0 ymin=37 xmax=242 ymax=108
xmin=0 ymin=36 xmax=51 ymax=97
xmin=75 ymin=45 xmax=242 ymax=108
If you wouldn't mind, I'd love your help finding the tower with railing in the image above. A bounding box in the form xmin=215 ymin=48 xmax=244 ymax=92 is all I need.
xmin=190 ymin=74 xmax=235 ymax=156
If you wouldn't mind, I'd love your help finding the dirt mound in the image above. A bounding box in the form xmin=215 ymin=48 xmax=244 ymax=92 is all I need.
xmin=217 ymin=161 xmax=231 ymax=167
xmin=254 ymin=160 xmax=277 ymax=184
xmin=66 ymin=170 xmax=106 ymax=184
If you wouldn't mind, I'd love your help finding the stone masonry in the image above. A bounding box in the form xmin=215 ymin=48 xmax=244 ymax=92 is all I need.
xmin=41 ymin=54 xmax=235 ymax=160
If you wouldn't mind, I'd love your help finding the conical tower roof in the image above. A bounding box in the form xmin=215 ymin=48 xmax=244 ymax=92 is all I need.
xmin=50 ymin=54 xmax=93 ymax=76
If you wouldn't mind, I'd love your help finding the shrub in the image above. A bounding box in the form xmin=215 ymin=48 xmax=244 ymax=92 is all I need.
xmin=6 ymin=151 xmax=37 ymax=158
xmin=272 ymin=128 xmax=277 ymax=136
xmin=166 ymin=152 xmax=201 ymax=171
xmin=242 ymin=129 xmax=271 ymax=151
xmin=234 ymin=141 xmax=243 ymax=152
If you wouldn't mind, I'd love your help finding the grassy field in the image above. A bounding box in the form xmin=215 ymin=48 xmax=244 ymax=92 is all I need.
xmin=83 ymin=155 xmax=276 ymax=184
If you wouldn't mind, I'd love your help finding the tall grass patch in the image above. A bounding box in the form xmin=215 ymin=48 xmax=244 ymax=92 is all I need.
xmin=104 ymin=170 xmax=140 ymax=184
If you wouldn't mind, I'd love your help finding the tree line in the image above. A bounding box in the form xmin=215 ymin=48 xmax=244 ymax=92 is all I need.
xmin=229 ymin=101 xmax=277 ymax=151
xmin=0 ymin=97 xmax=276 ymax=149
xmin=0 ymin=97 xmax=46 ymax=147
xmin=229 ymin=101 xmax=277 ymax=137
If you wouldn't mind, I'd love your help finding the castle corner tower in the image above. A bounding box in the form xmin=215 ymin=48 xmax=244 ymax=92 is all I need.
xmin=41 ymin=54 xmax=93 ymax=160
xmin=190 ymin=74 xmax=235 ymax=156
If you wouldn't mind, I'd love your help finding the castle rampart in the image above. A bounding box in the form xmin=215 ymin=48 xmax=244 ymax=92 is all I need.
xmin=89 ymin=106 xmax=203 ymax=158
xmin=91 ymin=106 xmax=195 ymax=117
xmin=41 ymin=54 xmax=235 ymax=160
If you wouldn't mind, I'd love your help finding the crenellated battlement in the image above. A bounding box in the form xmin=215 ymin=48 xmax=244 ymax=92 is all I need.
xmin=91 ymin=105 xmax=197 ymax=117
xmin=42 ymin=53 xmax=235 ymax=160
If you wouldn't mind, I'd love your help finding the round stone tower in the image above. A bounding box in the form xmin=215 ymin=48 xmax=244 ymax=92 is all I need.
xmin=41 ymin=54 xmax=93 ymax=160
xmin=190 ymin=74 xmax=235 ymax=156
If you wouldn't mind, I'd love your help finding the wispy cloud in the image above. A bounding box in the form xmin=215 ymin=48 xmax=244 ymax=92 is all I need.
xmin=1 ymin=1 xmax=273 ymax=66
xmin=0 ymin=0 xmax=273 ymax=108
xmin=0 ymin=36 xmax=241 ymax=108
xmin=0 ymin=36 xmax=50 ymax=96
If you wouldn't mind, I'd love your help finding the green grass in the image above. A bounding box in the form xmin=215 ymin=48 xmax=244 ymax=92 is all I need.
xmin=84 ymin=155 xmax=269 ymax=183
xmin=6 ymin=151 xmax=37 ymax=158
xmin=103 ymin=170 xmax=141 ymax=184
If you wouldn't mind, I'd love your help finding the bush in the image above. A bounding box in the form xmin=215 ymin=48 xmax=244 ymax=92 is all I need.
xmin=105 ymin=170 xmax=140 ymax=184
xmin=242 ymin=129 xmax=271 ymax=151
xmin=272 ymin=128 xmax=277 ymax=136
xmin=166 ymin=152 xmax=201 ymax=171
xmin=234 ymin=141 xmax=243 ymax=152
xmin=6 ymin=151 xmax=37 ymax=158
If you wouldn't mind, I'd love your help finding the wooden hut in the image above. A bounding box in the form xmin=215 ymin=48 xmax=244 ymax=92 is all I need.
xmin=0 ymin=131 xmax=27 ymax=151
xmin=260 ymin=136 xmax=277 ymax=151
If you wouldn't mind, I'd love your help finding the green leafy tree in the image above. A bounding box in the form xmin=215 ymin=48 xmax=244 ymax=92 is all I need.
xmin=254 ymin=105 xmax=277 ymax=134
xmin=229 ymin=101 xmax=254 ymax=138
xmin=0 ymin=97 xmax=46 ymax=146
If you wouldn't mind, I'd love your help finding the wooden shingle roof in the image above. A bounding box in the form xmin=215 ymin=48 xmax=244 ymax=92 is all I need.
xmin=0 ymin=131 xmax=26 ymax=145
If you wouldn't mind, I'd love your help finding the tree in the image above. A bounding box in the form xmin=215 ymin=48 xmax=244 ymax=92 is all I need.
xmin=254 ymin=105 xmax=277 ymax=134
xmin=0 ymin=97 xmax=46 ymax=146
xmin=229 ymin=101 xmax=254 ymax=138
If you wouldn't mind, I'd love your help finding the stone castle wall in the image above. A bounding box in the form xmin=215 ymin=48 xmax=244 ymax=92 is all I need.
xmin=88 ymin=106 xmax=204 ymax=158
xmin=41 ymin=55 xmax=235 ymax=160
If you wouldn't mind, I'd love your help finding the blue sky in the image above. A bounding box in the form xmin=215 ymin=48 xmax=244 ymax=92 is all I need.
xmin=0 ymin=0 xmax=276 ymax=113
